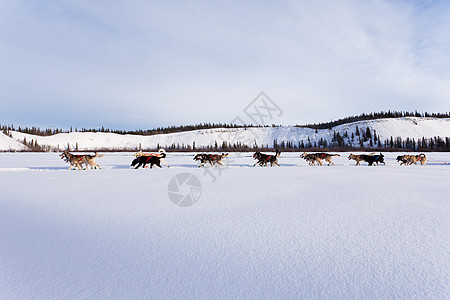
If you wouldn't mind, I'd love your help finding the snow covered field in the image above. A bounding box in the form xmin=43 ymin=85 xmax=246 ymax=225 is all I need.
xmin=1 ymin=152 xmax=449 ymax=299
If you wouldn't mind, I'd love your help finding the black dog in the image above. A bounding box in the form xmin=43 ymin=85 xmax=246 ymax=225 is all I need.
xmin=360 ymin=153 xmax=385 ymax=166
xmin=396 ymin=155 xmax=409 ymax=165
xmin=253 ymin=149 xmax=281 ymax=167
xmin=131 ymin=152 xmax=166 ymax=169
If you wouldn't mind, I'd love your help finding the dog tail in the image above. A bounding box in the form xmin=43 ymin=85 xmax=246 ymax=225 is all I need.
xmin=276 ymin=149 xmax=281 ymax=157
xmin=94 ymin=152 xmax=104 ymax=158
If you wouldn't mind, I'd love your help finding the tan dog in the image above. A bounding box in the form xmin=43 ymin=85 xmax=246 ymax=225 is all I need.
xmin=84 ymin=152 xmax=104 ymax=169
xmin=60 ymin=151 xmax=103 ymax=170
xmin=408 ymin=153 xmax=427 ymax=165
xmin=348 ymin=154 xmax=364 ymax=166
xmin=397 ymin=153 xmax=427 ymax=165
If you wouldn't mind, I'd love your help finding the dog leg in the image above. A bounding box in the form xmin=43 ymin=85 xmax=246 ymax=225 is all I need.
xmin=161 ymin=159 xmax=170 ymax=168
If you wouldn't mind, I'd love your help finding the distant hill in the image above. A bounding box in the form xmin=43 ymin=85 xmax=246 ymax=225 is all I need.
xmin=2 ymin=117 xmax=449 ymax=151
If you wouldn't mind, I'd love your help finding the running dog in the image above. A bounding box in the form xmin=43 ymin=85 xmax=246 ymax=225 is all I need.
xmin=359 ymin=153 xmax=385 ymax=166
xmin=253 ymin=149 xmax=281 ymax=167
xmin=193 ymin=153 xmax=228 ymax=167
xmin=396 ymin=155 xmax=411 ymax=166
xmin=414 ymin=153 xmax=427 ymax=165
xmin=131 ymin=151 xmax=166 ymax=169
xmin=300 ymin=152 xmax=319 ymax=166
xmin=60 ymin=151 xmax=87 ymax=170
xmin=348 ymin=153 xmax=365 ymax=166
xmin=301 ymin=152 xmax=340 ymax=166
xmin=134 ymin=149 xmax=169 ymax=167
xmin=397 ymin=153 xmax=426 ymax=165
xmin=84 ymin=152 xmax=104 ymax=169
xmin=60 ymin=151 xmax=103 ymax=170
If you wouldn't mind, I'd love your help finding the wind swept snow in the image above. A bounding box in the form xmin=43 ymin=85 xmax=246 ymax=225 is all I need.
xmin=0 ymin=152 xmax=449 ymax=299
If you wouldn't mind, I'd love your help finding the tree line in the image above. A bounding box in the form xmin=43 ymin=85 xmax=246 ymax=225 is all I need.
xmin=2 ymin=111 xmax=449 ymax=151
xmin=2 ymin=111 xmax=449 ymax=137
xmin=297 ymin=110 xmax=450 ymax=129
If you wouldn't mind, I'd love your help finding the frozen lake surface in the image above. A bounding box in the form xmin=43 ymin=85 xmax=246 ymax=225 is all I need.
xmin=0 ymin=152 xmax=449 ymax=299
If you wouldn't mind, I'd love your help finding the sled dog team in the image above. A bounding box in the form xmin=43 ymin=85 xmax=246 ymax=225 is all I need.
xmin=60 ymin=149 xmax=430 ymax=170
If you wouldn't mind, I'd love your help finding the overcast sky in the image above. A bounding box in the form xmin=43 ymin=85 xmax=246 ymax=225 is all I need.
xmin=1 ymin=0 xmax=449 ymax=130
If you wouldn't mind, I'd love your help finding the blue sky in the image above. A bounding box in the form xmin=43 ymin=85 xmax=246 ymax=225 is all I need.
xmin=1 ymin=0 xmax=449 ymax=130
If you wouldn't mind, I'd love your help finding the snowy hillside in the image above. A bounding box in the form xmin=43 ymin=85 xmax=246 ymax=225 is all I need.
xmin=5 ymin=117 xmax=450 ymax=151
xmin=0 ymin=132 xmax=28 ymax=151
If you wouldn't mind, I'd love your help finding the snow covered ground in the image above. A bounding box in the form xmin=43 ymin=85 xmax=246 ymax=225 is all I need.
xmin=1 ymin=152 xmax=449 ymax=299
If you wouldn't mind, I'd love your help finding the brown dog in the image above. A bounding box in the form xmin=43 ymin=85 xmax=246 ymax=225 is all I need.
xmin=348 ymin=154 xmax=364 ymax=166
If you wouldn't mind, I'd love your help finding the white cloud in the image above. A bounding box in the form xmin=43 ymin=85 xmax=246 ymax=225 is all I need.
xmin=1 ymin=0 xmax=449 ymax=129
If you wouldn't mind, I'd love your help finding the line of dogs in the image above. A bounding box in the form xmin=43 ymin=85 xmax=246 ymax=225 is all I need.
xmin=60 ymin=149 xmax=429 ymax=170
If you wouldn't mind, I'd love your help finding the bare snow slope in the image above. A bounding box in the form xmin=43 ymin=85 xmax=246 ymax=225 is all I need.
xmin=0 ymin=132 xmax=28 ymax=151
xmin=0 ymin=152 xmax=449 ymax=299
xmin=8 ymin=117 xmax=450 ymax=150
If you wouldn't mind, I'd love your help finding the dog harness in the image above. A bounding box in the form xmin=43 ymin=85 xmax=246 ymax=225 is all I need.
xmin=144 ymin=155 xmax=158 ymax=163
xmin=139 ymin=152 xmax=164 ymax=158
xmin=63 ymin=153 xmax=86 ymax=163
